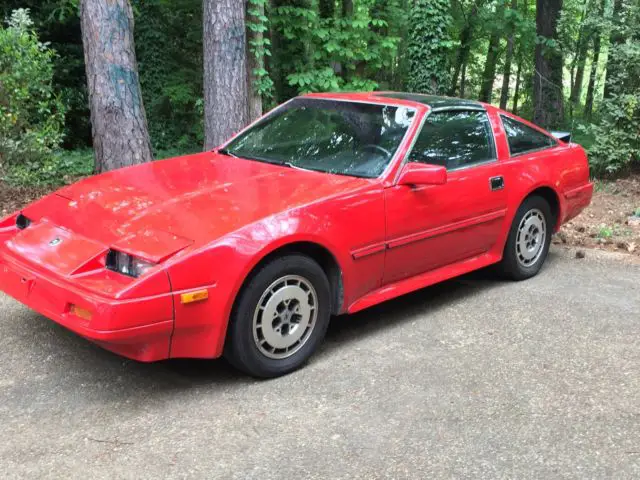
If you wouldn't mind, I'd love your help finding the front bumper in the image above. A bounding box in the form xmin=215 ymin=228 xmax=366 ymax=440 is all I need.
xmin=0 ymin=251 xmax=173 ymax=362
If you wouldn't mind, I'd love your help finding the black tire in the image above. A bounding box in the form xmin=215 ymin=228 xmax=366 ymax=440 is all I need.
xmin=498 ymin=195 xmax=553 ymax=280
xmin=224 ymin=254 xmax=331 ymax=378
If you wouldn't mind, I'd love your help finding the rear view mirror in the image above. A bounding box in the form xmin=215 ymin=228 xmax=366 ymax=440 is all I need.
xmin=397 ymin=163 xmax=447 ymax=187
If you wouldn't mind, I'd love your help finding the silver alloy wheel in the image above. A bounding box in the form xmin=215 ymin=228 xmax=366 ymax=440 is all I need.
xmin=515 ymin=208 xmax=547 ymax=267
xmin=252 ymin=275 xmax=318 ymax=360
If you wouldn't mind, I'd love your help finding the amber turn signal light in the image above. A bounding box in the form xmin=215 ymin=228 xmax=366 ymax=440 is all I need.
xmin=70 ymin=304 xmax=93 ymax=321
xmin=180 ymin=289 xmax=208 ymax=304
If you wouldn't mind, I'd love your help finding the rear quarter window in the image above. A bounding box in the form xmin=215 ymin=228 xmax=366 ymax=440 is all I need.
xmin=501 ymin=115 xmax=557 ymax=156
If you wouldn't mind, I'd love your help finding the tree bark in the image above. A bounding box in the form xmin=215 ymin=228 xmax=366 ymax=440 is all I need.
xmin=500 ymin=0 xmax=518 ymax=109
xmin=449 ymin=12 xmax=475 ymax=95
xmin=479 ymin=33 xmax=501 ymax=103
xmin=603 ymin=0 xmax=624 ymax=98
xmin=512 ymin=54 xmax=523 ymax=114
xmin=584 ymin=34 xmax=601 ymax=120
xmin=533 ymin=0 xmax=564 ymax=129
xmin=246 ymin=0 xmax=264 ymax=121
xmin=319 ymin=0 xmax=335 ymax=18
xmin=342 ymin=0 xmax=353 ymax=17
xmin=203 ymin=0 xmax=250 ymax=149
xmin=512 ymin=0 xmax=527 ymax=114
xmin=569 ymin=0 xmax=591 ymax=109
xmin=449 ymin=1 xmax=488 ymax=95
xmin=460 ymin=59 xmax=468 ymax=97
xmin=584 ymin=0 xmax=605 ymax=119
xmin=570 ymin=47 xmax=588 ymax=106
xmin=80 ymin=0 xmax=153 ymax=173
xmin=479 ymin=2 xmax=505 ymax=103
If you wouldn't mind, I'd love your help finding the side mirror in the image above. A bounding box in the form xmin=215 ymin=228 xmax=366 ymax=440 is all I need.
xmin=397 ymin=163 xmax=447 ymax=187
xmin=551 ymin=131 xmax=571 ymax=143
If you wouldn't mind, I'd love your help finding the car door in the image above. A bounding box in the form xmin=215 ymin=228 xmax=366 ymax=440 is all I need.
xmin=383 ymin=109 xmax=508 ymax=285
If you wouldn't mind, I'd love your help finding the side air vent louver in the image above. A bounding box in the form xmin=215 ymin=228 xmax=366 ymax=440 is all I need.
xmin=16 ymin=214 xmax=32 ymax=230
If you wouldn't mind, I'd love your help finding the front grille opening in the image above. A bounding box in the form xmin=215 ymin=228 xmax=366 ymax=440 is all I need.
xmin=16 ymin=214 xmax=31 ymax=230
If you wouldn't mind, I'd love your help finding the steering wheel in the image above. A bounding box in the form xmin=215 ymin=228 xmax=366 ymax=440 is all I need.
xmin=362 ymin=144 xmax=392 ymax=159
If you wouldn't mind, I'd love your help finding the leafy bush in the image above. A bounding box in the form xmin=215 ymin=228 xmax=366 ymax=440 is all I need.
xmin=406 ymin=0 xmax=453 ymax=94
xmin=0 ymin=9 xmax=66 ymax=168
xmin=271 ymin=3 xmax=401 ymax=96
xmin=135 ymin=0 xmax=204 ymax=151
xmin=583 ymin=6 xmax=639 ymax=175
xmin=3 ymin=147 xmax=199 ymax=187
xmin=3 ymin=148 xmax=92 ymax=186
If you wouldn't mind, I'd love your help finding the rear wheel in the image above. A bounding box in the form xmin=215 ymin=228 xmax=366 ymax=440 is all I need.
xmin=498 ymin=195 xmax=553 ymax=280
xmin=224 ymin=254 xmax=331 ymax=378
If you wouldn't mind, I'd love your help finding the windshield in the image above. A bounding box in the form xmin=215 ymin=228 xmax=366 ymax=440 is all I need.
xmin=222 ymin=98 xmax=416 ymax=178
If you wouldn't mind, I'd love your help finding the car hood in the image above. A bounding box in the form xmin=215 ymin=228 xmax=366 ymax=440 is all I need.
xmin=21 ymin=152 xmax=369 ymax=252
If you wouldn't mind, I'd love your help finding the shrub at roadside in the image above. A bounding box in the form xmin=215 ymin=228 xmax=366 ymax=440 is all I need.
xmin=583 ymin=6 xmax=640 ymax=176
xmin=0 ymin=9 xmax=66 ymax=175
xmin=3 ymin=149 xmax=93 ymax=186
xmin=3 ymin=148 xmax=199 ymax=187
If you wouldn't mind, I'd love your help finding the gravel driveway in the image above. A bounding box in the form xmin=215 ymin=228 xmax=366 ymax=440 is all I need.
xmin=1 ymin=246 xmax=639 ymax=479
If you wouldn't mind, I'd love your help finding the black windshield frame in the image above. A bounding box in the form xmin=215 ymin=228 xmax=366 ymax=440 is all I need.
xmin=220 ymin=98 xmax=418 ymax=179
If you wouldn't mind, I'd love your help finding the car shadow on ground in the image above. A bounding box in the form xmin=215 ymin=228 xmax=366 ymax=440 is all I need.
xmin=14 ymin=252 xmax=564 ymax=395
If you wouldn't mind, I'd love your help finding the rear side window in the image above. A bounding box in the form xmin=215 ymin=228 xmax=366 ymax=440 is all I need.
xmin=501 ymin=115 xmax=556 ymax=156
xmin=408 ymin=110 xmax=495 ymax=170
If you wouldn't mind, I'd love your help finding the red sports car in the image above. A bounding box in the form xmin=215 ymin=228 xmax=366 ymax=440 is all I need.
xmin=0 ymin=92 xmax=592 ymax=377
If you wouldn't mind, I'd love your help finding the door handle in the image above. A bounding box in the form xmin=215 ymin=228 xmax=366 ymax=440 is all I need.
xmin=490 ymin=176 xmax=504 ymax=191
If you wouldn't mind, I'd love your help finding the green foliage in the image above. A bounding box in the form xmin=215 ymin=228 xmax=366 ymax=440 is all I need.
xmin=1 ymin=0 xmax=639 ymax=186
xmin=583 ymin=2 xmax=640 ymax=175
xmin=247 ymin=0 xmax=275 ymax=103
xmin=270 ymin=1 xmax=401 ymax=96
xmin=2 ymin=146 xmax=199 ymax=187
xmin=134 ymin=0 xmax=203 ymax=151
xmin=598 ymin=225 xmax=613 ymax=239
xmin=0 ymin=9 xmax=66 ymax=168
xmin=3 ymin=148 xmax=92 ymax=186
xmin=406 ymin=0 xmax=454 ymax=94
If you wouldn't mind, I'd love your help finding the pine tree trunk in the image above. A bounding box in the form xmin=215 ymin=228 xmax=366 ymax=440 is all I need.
xmin=80 ymin=0 xmax=153 ymax=173
xmin=203 ymin=0 xmax=250 ymax=149
xmin=500 ymin=0 xmax=518 ymax=109
xmin=246 ymin=0 xmax=264 ymax=121
xmin=533 ymin=0 xmax=564 ymax=129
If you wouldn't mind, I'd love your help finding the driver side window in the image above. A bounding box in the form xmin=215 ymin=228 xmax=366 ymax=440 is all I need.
xmin=408 ymin=110 xmax=496 ymax=170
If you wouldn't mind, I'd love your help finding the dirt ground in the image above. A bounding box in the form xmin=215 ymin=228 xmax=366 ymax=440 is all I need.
xmin=556 ymin=175 xmax=640 ymax=257
xmin=0 ymin=183 xmax=52 ymax=218
xmin=2 ymin=174 xmax=640 ymax=257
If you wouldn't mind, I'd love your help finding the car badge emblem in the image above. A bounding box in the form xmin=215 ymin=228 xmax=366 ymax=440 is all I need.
xmin=48 ymin=237 xmax=62 ymax=247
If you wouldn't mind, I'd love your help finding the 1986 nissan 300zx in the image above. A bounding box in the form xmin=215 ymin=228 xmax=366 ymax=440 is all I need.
xmin=0 ymin=92 xmax=593 ymax=377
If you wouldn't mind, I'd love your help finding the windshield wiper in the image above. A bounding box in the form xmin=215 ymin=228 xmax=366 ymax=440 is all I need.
xmin=218 ymin=148 xmax=238 ymax=158
xmin=218 ymin=151 xmax=315 ymax=173
xmin=283 ymin=162 xmax=315 ymax=172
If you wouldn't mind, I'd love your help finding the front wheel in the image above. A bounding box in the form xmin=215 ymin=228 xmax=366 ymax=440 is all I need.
xmin=224 ymin=254 xmax=331 ymax=378
xmin=498 ymin=195 xmax=553 ymax=280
